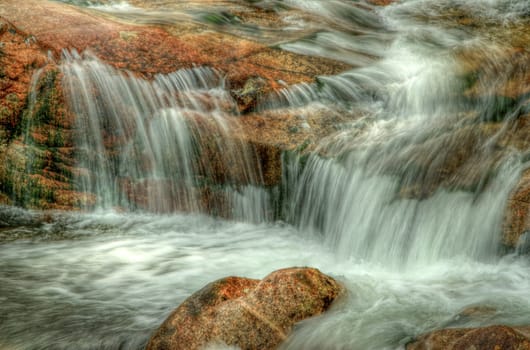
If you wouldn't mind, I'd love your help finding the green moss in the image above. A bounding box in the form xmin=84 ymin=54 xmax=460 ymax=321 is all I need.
xmin=296 ymin=140 xmax=311 ymax=153
xmin=1 ymin=68 xmax=73 ymax=208
xmin=6 ymin=93 xmax=18 ymax=104
xmin=46 ymin=129 xmax=64 ymax=147
xmin=0 ymin=106 xmax=10 ymax=121
xmin=33 ymin=70 xmax=59 ymax=125
xmin=200 ymin=12 xmax=240 ymax=26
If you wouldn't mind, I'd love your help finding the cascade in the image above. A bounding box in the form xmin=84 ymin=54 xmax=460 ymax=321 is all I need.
xmin=61 ymin=50 xmax=271 ymax=221
xmin=1 ymin=0 xmax=530 ymax=349
xmin=258 ymin=0 xmax=530 ymax=267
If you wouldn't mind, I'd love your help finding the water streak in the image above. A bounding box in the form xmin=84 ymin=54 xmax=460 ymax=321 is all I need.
xmin=258 ymin=0 xmax=530 ymax=268
xmin=61 ymin=50 xmax=269 ymax=221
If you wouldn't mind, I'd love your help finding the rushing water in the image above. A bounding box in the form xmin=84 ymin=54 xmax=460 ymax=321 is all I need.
xmin=61 ymin=50 xmax=268 ymax=220
xmin=1 ymin=210 xmax=530 ymax=350
xmin=3 ymin=0 xmax=530 ymax=349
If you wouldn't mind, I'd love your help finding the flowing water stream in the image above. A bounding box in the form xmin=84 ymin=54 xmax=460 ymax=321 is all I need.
xmin=2 ymin=0 xmax=530 ymax=349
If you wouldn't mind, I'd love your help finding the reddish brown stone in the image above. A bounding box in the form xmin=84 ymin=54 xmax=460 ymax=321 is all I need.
xmin=366 ymin=0 xmax=396 ymax=5
xmin=146 ymin=267 xmax=344 ymax=350
xmin=0 ymin=18 xmax=48 ymax=136
xmin=503 ymin=169 xmax=530 ymax=248
xmin=0 ymin=0 xmax=349 ymax=83
xmin=407 ymin=325 xmax=530 ymax=350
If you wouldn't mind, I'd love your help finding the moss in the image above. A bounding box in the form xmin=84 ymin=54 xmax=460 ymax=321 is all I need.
xmin=479 ymin=95 xmax=519 ymax=122
xmin=200 ymin=12 xmax=241 ymax=26
xmin=0 ymin=106 xmax=10 ymax=121
xmin=33 ymin=70 xmax=59 ymax=125
xmin=46 ymin=129 xmax=64 ymax=147
xmin=296 ymin=140 xmax=311 ymax=153
xmin=6 ymin=93 xmax=18 ymax=104
xmin=1 ymin=68 xmax=75 ymax=209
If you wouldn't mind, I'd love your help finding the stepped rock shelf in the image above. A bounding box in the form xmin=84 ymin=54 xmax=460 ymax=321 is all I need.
xmin=1 ymin=0 xmax=530 ymax=246
xmin=2 ymin=0 xmax=530 ymax=349
xmin=0 ymin=0 xmax=351 ymax=213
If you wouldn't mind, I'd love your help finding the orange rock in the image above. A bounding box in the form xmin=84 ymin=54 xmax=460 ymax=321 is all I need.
xmin=407 ymin=325 xmax=530 ymax=350
xmin=0 ymin=0 xmax=349 ymax=83
xmin=503 ymin=168 xmax=530 ymax=248
xmin=146 ymin=267 xmax=343 ymax=350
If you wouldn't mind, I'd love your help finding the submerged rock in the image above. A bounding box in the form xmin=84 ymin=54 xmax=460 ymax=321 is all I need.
xmin=407 ymin=325 xmax=530 ymax=350
xmin=146 ymin=267 xmax=343 ymax=350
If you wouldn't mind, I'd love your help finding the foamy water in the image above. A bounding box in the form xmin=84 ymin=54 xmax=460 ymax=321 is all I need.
xmin=1 ymin=211 xmax=530 ymax=349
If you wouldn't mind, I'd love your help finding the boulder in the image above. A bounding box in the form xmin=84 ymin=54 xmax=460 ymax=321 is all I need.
xmin=146 ymin=267 xmax=344 ymax=350
xmin=407 ymin=325 xmax=530 ymax=350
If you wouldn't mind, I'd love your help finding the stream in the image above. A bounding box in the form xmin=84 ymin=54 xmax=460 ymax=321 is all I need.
xmin=2 ymin=0 xmax=530 ymax=349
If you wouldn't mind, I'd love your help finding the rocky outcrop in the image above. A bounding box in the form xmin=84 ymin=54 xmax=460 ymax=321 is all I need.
xmin=0 ymin=0 xmax=352 ymax=212
xmin=0 ymin=15 xmax=93 ymax=209
xmin=146 ymin=267 xmax=343 ymax=350
xmin=1 ymin=0 xmax=530 ymax=237
xmin=0 ymin=0 xmax=349 ymax=102
xmin=407 ymin=325 xmax=530 ymax=350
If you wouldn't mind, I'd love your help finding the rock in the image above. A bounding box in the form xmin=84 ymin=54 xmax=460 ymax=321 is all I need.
xmin=0 ymin=0 xmax=349 ymax=85
xmin=232 ymin=76 xmax=268 ymax=113
xmin=441 ymin=305 xmax=498 ymax=328
xmin=146 ymin=267 xmax=344 ymax=350
xmin=503 ymin=168 xmax=530 ymax=250
xmin=0 ymin=0 xmax=352 ymax=211
xmin=407 ymin=325 xmax=530 ymax=350
xmin=0 ymin=7 xmax=94 ymax=210
xmin=366 ymin=0 xmax=396 ymax=5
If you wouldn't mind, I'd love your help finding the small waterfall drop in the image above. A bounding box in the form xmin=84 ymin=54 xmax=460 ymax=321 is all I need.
xmin=61 ymin=50 xmax=270 ymax=221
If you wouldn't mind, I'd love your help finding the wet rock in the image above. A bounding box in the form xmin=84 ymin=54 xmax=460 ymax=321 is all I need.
xmin=146 ymin=267 xmax=344 ymax=350
xmin=0 ymin=18 xmax=82 ymax=209
xmin=0 ymin=0 xmax=351 ymax=211
xmin=0 ymin=205 xmax=41 ymax=227
xmin=0 ymin=64 xmax=88 ymax=210
xmin=0 ymin=0 xmax=349 ymax=84
xmin=407 ymin=325 xmax=530 ymax=350
xmin=442 ymin=305 xmax=498 ymax=328
xmin=0 ymin=18 xmax=47 ymax=138
xmin=232 ymin=76 xmax=268 ymax=113
xmin=504 ymin=168 xmax=530 ymax=250
xmin=366 ymin=0 xmax=396 ymax=6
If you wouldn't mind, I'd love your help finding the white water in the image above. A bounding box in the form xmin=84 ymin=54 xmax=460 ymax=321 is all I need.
xmin=3 ymin=0 xmax=530 ymax=349
xmin=61 ymin=50 xmax=268 ymax=220
xmin=1 ymin=211 xmax=530 ymax=349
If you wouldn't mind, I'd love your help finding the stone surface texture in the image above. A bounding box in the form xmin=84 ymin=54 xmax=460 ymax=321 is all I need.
xmin=407 ymin=325 xmax=530 ymax=350
xmin=0 ymin=0 xmax=351 ymax=210
xmin=146 ymin=267 xmax=344 ymax=350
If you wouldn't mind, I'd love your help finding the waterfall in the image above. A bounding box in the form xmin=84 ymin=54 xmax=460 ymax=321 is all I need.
xmin=259 ymin=0 xmax=530 ymax=268
xmin=3 ymin=0 xmax=530 ymax=349
xmin=58 ymin=0 xmax=530 ymax=265
xmin=61 ymin=50 xmax=271 ymax=221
